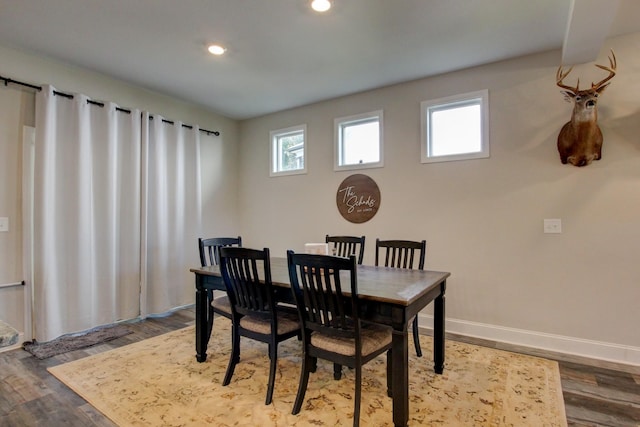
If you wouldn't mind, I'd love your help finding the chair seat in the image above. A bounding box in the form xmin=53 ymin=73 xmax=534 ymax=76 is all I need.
xmin=212 ymin=295 xmax=232 ymax=315
xmin=311 ymin=323 xmax=392 ymax=356
xmin=240 ymin=311 xmax=299 ymax=335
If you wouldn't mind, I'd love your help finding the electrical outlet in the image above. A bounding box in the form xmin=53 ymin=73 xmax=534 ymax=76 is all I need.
xmin=543 ymin=218 xmax=561 ymax=234
xmin=0 ymin=217 xmax=8 ymax=232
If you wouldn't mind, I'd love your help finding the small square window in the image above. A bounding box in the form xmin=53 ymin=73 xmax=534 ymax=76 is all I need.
xmin=421 ymin=90 xmax=489 ymax=163
xmin=334 ymin=110 xmax=383 ymax=171
xmin=270 ymin=124 xmax=307 ymax=177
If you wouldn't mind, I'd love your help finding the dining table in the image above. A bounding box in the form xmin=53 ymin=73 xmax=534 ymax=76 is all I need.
xmin=191 ymin=257 xmax=450 ymax=427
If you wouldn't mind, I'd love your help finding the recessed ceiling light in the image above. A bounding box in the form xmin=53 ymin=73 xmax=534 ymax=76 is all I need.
xmin=207 ymin=44 xmax=226 ymax=56
xmin=311 ymin=0 xmax=331 ymax=12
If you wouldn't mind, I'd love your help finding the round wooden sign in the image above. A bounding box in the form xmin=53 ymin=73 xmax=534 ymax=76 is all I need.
xmin=336 ymin=174 xmax=381 ymax=223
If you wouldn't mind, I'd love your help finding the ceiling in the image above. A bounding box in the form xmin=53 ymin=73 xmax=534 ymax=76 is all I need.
xmin=0 ymin=0 xmax=639 ymax=120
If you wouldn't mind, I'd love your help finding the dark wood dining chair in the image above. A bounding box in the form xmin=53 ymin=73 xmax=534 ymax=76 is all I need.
xmin=199 ymin=236 xmax=242 ymax=267
xmin=219 ymin=247 xmax=300 ymax=405
xmin=325 ymin=235 xmax=365 ymax=264
xmin=375 ymin=238 xmax=426 ymax=357
xmin=198 ymin=236 xmax=242 ymax=338
xmin=287 ymin=250 xmax=392 ymax=427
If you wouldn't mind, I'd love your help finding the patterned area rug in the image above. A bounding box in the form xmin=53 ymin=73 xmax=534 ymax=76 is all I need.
xmin=23 ymin=324 xmax=132 ymax=359
xmin=48 ymin=318 xmax=567 ymax=426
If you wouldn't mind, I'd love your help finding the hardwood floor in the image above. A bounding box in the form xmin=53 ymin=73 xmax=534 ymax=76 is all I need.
xmin=1 ymin=307 xmax=638 ymax=426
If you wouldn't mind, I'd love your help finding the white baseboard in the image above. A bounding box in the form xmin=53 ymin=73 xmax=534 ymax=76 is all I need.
xmin=0 ymin=332 xmax=25 ymax=354
xmin=418 ymin=314 xmax=640 ymax=367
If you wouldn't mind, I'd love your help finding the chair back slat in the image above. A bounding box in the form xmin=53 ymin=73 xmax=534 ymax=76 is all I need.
xmin=376 ymin=239 xmax=426 ymax=270
xmin=288 ymin=252 xmax=358 ymax=338
xmin=219 ymin=247 xmax=273 ymax=317
xmin=325 ymin=235 xmax=365 ymax=264
xmin=386 ymin=246 xmax=415 ymax=269
xmin=199 ymin=236 xmax=242 ymax=267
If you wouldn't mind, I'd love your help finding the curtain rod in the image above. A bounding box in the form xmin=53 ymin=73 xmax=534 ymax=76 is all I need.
xmin=0 ymin=281 xmax=25 ymax=289
xmin=1 ymin=74 xmax=220 ymax=136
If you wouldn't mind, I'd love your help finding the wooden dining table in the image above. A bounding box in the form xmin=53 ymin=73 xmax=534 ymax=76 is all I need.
xmin=191 ymin=257 xmax=450 ymax=427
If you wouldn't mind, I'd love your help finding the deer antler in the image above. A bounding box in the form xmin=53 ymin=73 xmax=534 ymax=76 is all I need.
xmin=556 ymin=66 xmax=579 ymax=94
xmin=591 ymin=50 xmax=616 ymax=90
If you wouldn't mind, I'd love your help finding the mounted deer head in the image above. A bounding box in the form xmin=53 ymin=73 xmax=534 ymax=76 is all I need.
xmin=556 ymin=50 xmax=616 ymax=167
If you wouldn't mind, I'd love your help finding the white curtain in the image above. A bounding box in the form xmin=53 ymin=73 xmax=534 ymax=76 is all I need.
xmin=140 ymin=113 xmax=202 ymax=317
xmin=33 ymin=85 xmax=142 ymax=341
xmin=33 ymin=87 xmax=202 ymax=341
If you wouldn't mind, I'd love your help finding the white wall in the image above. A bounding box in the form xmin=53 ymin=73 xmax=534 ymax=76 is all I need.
xmin=237 ymin=33 xmax=640 ymax=364
xmin=0 ymin=43 xmax=240 ymax=341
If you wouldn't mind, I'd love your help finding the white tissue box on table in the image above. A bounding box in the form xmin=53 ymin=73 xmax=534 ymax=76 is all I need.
xmin=304 ymin=243 xmax=329 ymax=255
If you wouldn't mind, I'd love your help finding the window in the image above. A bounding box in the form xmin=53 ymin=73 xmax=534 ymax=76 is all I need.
xmin=421 ymin=90 xmax=489 ymax=163
xmin=334 ymin=110 xmax=383 ymax=171
xmin=270 ymin=124 xmax=307 ymax=176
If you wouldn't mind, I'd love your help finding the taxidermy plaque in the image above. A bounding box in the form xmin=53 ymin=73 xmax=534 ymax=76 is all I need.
xmin=336 ymin=174 xmax=380 ymax=223
xmin=556 ymin=50 xmax=616 ymax=167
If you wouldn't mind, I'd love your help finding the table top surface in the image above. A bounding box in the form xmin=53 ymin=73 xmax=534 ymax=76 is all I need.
xmin=192 ymin=257 xmax=450 ymax=306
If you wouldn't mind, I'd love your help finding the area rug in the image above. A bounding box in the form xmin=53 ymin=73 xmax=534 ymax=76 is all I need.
xmin=48 ymin=318 xmax=567 ymax=426
xmin=23 ymin=324 xmax=132 ymax=359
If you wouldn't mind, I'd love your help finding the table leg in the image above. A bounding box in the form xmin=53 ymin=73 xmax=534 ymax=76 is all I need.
xmin=433 ymin=281 xmax=446 ymax=374
xmin=391 ymin=326 xmax=409 ymax=427
xmin=195 ymin=275 xmax=209 ymax=363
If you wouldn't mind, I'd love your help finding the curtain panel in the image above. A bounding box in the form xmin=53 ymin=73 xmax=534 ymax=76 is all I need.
xmin=33 ymin=86 xmax=202 ymax=341
xmin=141 ymin=113 xmax=202 ymax=316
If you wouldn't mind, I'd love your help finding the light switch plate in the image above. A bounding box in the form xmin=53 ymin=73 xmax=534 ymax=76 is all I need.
xmin=543 ymin=218 xmax=561 ymax=234
xmin=0 ymin=217 xmax=8 ymax=232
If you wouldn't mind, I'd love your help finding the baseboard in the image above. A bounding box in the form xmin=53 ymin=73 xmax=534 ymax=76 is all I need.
xmin=0 ymin=332 xmax=25 ymax=354
xmin=418 ymin=314 xmax=640 ymax=367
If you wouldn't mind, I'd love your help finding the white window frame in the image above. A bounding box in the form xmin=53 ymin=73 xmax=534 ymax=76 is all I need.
xmin=420 ymin=89 xmax=489 ymax=164
xmin=270 ymin=124 xmax=307 ymax=177
xmin=334 ymin=110 xmax=384 ymax=171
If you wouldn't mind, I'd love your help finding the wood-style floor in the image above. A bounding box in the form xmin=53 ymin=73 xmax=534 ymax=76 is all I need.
xmin=1 ymin=307 xmax=638 ymax=426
